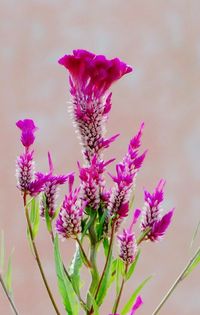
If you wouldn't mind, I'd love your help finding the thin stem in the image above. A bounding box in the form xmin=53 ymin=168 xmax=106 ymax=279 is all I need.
xmin=23 ymin=194 xmax=61 ymax=315
xmin=112 ymin=263 xmax=128 ymax=314
xmin=152 ymin=246 xmax=200 ymax=315
xmin=0 ymin=274 xmax=19 ymax=315
xmin=137 ymin=227 xmax=151 ymax=245
xmin=76 ymin=237 xmax=92 ymax=269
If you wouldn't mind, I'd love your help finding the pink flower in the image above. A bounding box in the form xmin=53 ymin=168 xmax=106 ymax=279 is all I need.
xmin=58 ymin=49 xmax=131 ymax=162
xmin=56 ymin=175 xmax=84 ymax=239
xmin=141 ymin=179 xmax=174 ymax=241
xmin=109 ymin=295 xmax=143 ymax=315
xmin=16 ymin=119 xmax=38 ymax=149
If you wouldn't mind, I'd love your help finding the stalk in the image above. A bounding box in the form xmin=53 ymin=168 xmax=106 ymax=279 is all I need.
xmin=152 ymin=246 xmax=200 ymax=315
xmin=23 ymin=193 xmax=61 ymax=315
xmin=112 ymin=263 xmax=128 ymax=314
xmin=0 ymin=274 xmax=19 ymax=315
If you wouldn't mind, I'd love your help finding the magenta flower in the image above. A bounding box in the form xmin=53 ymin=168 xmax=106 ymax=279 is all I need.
xmin=16 ymin=119 xmax=38 ymax=149
xmin=79 ymin=155 xmax=114 ymax=210
xmin=108 ymin=124 xmax=146 ymax=223
xmin=117 ymin=209 xmax=140 ymax=264
xmin=28 ymin=172 xmax=50 ymax=197
xmin=56 ymin=175 xmax=84 ymax=239
xmin=58 ymin=49 xmax=131 ymax=162
xmin=109 ymin=295 xmax=143 ymax=315
xmin=40 ymin=153 xmax=70 ymax=218
xmin=141 ymin=179 xmax=174 ymax=241
xmin=16 ymin=151 xmax=34 ymax=192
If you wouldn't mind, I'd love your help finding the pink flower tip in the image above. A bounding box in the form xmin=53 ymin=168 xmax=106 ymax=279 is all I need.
xmin=16 ymin=119 xmax=38 ymax=148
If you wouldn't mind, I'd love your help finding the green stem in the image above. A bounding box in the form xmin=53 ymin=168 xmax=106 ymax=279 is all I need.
xmin=152 ymin=246 xmax=200 ymax=315
xmin=23 ymin=194 xmax=61 ymax=315
xmin=0 ymin=274 xmax=19 ymax=315
xmin=76 ymin=237 xmax=92 ymax=269
xmin=112 ymin=263 xmax=128 ymax=314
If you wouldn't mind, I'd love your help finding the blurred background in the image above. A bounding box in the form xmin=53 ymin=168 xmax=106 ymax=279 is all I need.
xmin=0 ymin=0 xmax=200 ymax=314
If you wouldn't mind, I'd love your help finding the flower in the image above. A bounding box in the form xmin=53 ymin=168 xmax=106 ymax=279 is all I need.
xmin=40 ymin=153 xmax=70 ymax=218
xmin=56 ymin=174 xmax=84 ymax=239
xmin=16 ymin=119 xmax=38 ymax=149
xmin=140 ymin=179 xmax=174 ymax=241
xmin=16 ymin=151 xmax=34 ymax=192
xmin=109 ymin=295 xmax=143 ymax=315
xmin=78 ymin=155 xmax=114 ymax=210
xmin=108 ymin=124 xmax=146 ymax=223
xmin=117 ymin=209 xmax=140 ymax=264
xmin=58 ymin=49 xmax=131 ymax=162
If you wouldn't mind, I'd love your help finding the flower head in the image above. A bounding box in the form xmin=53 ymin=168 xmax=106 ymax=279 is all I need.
xmin=56 ymin=175 xmax=84 ymax=239
xmin=141 ymin=179 xmax=174 ymax=241
xmin=16 ymin=119 xmax=38 ymax=149
xmin=40 ymin=153 xmax=70 ymax=218
xmin=59 ymin=50 xmax=132 ymax=162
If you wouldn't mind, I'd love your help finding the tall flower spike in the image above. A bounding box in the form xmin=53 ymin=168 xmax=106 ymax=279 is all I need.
xmin=141 ymin=179 xmax=174 ymax=241
xmin=56 ymin=175 xmax=84 ymax=239
xmin=59 ymin=49 xmax=132 ymax=162
xmin=108 ymin=123 xmax=146 ymax=225
xmin=40 ymin=152 xmax=70 ymax=218
xmin=117 ymin=209 xmax=140 ymax=264
xmin=16 ymin=119 xmax=49 ymax=196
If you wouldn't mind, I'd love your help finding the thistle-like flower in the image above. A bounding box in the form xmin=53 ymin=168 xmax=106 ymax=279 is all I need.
xmin=16 ymin=119 xmax=49 ymax=196
xmin=56 ymin=175 xmax=84 ymax=239
xmin=58 ymin=49 xmax=131 ymax=162
xmin=117 ymin=209 xmax=140 ymax=264
xmin=40 ymin=153 xmax=70 ymax=218
xmin=108 ymin=124 xmax=146 ymax=223
xmin=140 ymin=179 xmax=174 ymax=241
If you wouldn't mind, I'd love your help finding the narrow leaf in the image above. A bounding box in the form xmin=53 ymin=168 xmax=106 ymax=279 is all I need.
xmin=69 ymin=243 xmax=83 ymax=295
xmin=183 ymin=250 xmax=200 ymax=279
xmin=54 ymin=235 xmax=79 ymax=315
xmin=103 ymin=238 xmax=109 ymax=257
xmin=30 ymin=198 xmax=40 ymax=239
xmin=4 ymin=254 xmax=13 ymax=295
xmin=88 ymin=292 xmax=100 ymax=315
xmin=121 ymin=276 xmax=152 ymax=315
xmin=126 ymin=250 xmax=141 ymax=281
xmin=191 ymin=219 xmax=200 ymax=247
xmin=116 ymin=258 xmax=124 ymax=295
xmin=97 ymin=210 xmax=108 ymax=241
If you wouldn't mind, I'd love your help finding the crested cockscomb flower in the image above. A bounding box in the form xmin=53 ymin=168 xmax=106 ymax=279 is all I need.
xmin=16 ymin=119 xmax=49 ymax=196
xmin=78 ymin=155 xmax=114 ymax=210
xmin=117 ymin=209 xmax=140 ymax=264
xmin=108 ymin=124 xmax=146 ymax=223
xmin=58 ymin=49 xmax=131 ymax=162
xmin=40 ymin=153 xmax=70 ymax=218
xmin=140 ymin=179 xmax=174 ymax=241
xmin=56 ymin=175 xmax=84 ymax=239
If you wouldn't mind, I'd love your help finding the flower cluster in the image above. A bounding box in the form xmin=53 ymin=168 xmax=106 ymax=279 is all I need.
xmin=140 ymin=179 xmax=174 ymax=241
xmin=56 ymin=175 xmax=84 ymax=239
xmin=59 ymin=49 xmax=131 ymax=162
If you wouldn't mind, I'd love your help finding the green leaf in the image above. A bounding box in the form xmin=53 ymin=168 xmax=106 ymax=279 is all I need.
xmin=103 ymin=238 xmax=109 ymax=257
xmin=30 ymin=198 xmax=40 ymax=239
xmin=108 ymin=258 xmax=117 ymax=288
xmin=4 ymin=253 xmax=13 ymax=295
xmin=96 ymin=248 xmax=113 ymax=306
xmin=82 ymin=211 xmax=96 ymax=238
xmin=126 ymin=250 xmax=141 ymax=281
xmin=0 ymin=231 xmax=5 ymax=272
xmin=88 ymin=292 xmax=100 ymax=315
xmin=69 ymin=243 xmax=83 ymax=295
xmin=54 ymin=235 xmax=79 ymax=315
xmin=116 ymin=258 xmax=124 ymax=295
xmin=121 ymin=276 xmax=152 ymax=315
xmin=183 ymin=249 xmax=200 ymax=279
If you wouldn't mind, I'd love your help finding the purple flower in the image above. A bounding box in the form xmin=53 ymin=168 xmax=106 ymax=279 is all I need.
xmin=16 ymin=151 xmax=34 ymax=192
xmin=40 ymin=153 xmax=70 ymax=218
xmin=108 ymin=124 xmax=146 ymax=223
xmin=16 ymin=119 xmax=38 ymax=149
xmin=109 ymin=295 xmax=143 ymax=315
xmin=141 ymin=179 xmax=174 ymax=241
xmin=79 ymin=155 xmax=114 ymax=210
xmin=117 ymin=209 xmax=140 ymax=264
xmin=28 ymin=172 xmax=50 ymax=197
xmin=58 ymin=49 xmax=131 ymax=162
xmin=56 ymin=175 xmax=84 ymax=239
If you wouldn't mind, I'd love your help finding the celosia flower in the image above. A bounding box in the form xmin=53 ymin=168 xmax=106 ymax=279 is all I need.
xmin=78 ymin=155 xmax=114 ymax=210
xmin=16 ymin=119 xmax=38 ymax=149
xmin=40 ymin=153 xmax=70 ymax=218
xmin=108 ymin=124 xmax=146 ymax=223
xmin=117 ymin=209 xmax=140 ymax=264
xmin=58 ymin=49 xmax=131 ymax=162
xmin=56 ymin=174 xmax=84 ymax=239
xmin=16 ymin=119 xmax=49 ymax=196
xmin=140 ymin=179 xmax=174 ymax=241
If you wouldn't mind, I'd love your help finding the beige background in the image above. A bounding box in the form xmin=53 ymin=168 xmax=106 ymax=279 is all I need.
xmin=0 ymin=1 xmax=200 ymax=314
